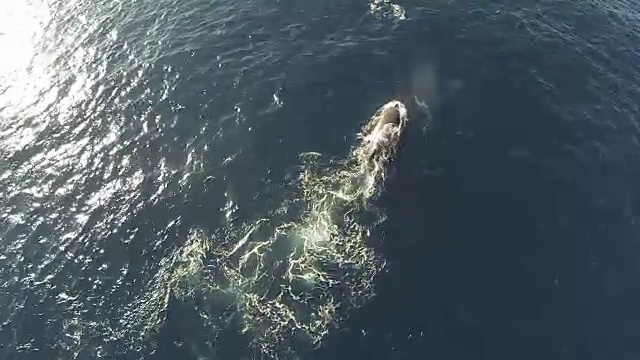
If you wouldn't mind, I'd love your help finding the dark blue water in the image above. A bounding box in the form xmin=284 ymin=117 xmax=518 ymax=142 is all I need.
xmin=1 ymin=0 xmax=640 ymax=359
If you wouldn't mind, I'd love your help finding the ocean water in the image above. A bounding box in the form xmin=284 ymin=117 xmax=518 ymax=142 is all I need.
xmin=2 ymin=0 xmax=640 ymax=359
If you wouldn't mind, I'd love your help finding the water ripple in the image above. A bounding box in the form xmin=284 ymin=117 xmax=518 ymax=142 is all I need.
xmin=2 ymin=0 xmax=638 ymax=358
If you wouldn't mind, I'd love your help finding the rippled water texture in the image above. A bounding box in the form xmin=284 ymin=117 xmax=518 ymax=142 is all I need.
xmin=0 ymin=0 xmax=406 ymax=358
xmin=2 ymin=0 xmax=640 ymax=359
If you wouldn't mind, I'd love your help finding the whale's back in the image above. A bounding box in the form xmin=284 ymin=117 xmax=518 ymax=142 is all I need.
xmin=355 ymin=100 xmax=408 ymax=187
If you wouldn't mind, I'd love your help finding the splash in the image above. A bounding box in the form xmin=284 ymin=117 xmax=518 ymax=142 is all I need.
xmin=369 ymin=0 xmax=407 ymax=21
xmin=134 ymin=101 xmax=409 ymax=358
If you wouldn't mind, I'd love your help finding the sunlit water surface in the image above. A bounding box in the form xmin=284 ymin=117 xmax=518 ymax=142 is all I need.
xmin=2 ymin=0 xmax=640 ymax=359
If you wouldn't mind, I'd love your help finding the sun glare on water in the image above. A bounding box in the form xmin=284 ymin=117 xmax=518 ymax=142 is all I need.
xmin=0 ymin=1 xmax=53 ymax=97
xmin=0 ymin=2 xmax=47 ymax=75
xmin=0 ymin=0 xmax=100 ymax=156
xmin=0 ymin=1 xmax=54 ymax=153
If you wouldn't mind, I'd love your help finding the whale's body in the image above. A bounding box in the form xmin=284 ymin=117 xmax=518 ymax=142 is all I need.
xmin=334 ymin=99 xmax=410 ymax=200
xmin=358 ymin=100 xmax=408 ymax=172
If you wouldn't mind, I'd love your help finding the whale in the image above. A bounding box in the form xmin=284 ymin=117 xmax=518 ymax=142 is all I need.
xmin=358 ymin=100 xmax=409 ymax=172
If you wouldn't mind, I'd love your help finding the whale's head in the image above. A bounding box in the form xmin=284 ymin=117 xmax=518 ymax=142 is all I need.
xmin=356 ymin=100 xmax=409 ymax=174
xmin=350 ymin=100 xmax=410 ymax=198
xmin=380 ymin=100 xmax=408 ymax=128
xmin=364 ymin=100 xmax=408 ymax=144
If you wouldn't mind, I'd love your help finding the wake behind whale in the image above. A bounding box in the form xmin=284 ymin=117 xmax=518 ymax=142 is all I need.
xmin=130 ymin=100 xmax=410 ymax=358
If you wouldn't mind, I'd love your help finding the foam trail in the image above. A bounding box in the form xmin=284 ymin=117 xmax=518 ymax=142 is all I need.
xmin=129 ymin=100 xmax=410 ymax=359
